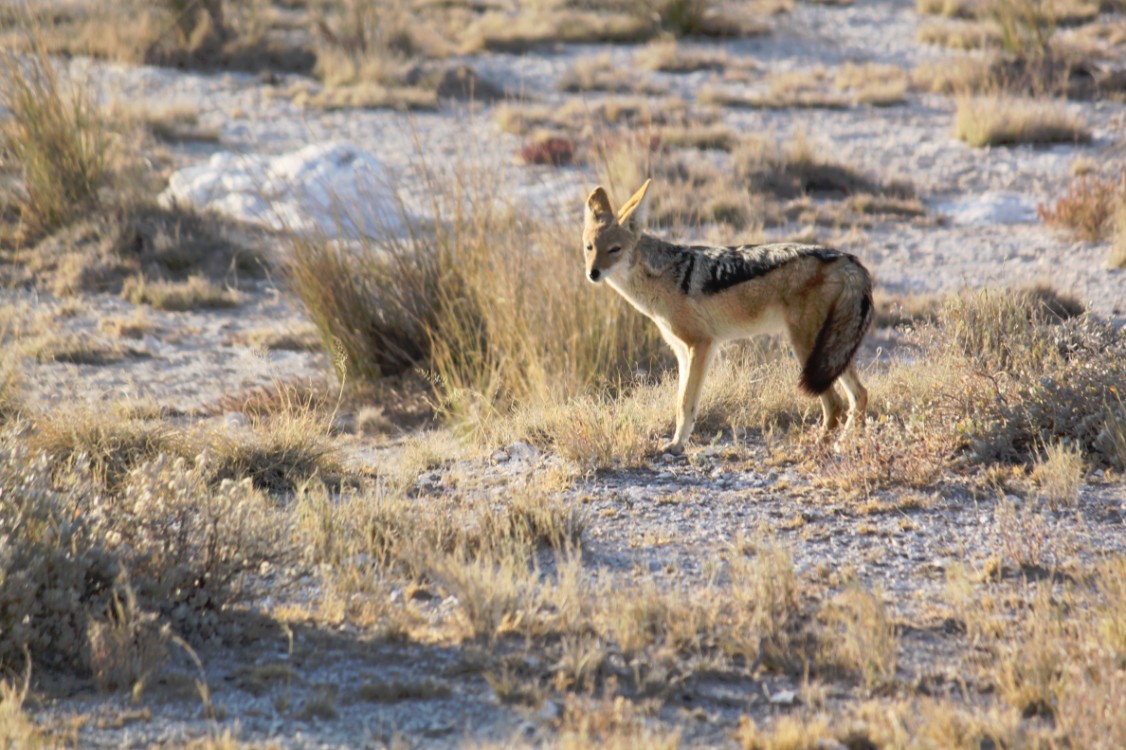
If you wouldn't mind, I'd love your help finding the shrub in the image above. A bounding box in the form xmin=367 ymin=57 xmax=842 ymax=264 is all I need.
xmin=1038 ymin=172 xmax=1124 ymax=241
xmin=0 ymin=448 xmax=119 ymax=673
xmin=0 ymin=438 xmax=290 ymax=678
xmin=519 ymin=135 xmax=577 ymax=166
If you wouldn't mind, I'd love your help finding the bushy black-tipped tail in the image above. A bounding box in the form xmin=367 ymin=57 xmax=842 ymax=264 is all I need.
xmin=798 ymin=258 xmax=873 ymax=395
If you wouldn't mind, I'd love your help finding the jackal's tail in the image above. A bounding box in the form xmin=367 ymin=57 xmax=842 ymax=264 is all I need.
xmin=799 ymin=256 xmax=873 ymax=395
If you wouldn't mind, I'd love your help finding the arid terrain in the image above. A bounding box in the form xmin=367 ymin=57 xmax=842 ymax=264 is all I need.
xmin=1 ymin=0 xmax=1125 ymax=748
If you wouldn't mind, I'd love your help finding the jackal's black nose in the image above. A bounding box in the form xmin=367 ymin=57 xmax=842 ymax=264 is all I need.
xmin=588 ymin=269 xmax=601 ymax=282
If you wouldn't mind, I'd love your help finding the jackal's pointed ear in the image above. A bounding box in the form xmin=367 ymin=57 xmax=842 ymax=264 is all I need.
xmin=585 ymin=186 xmax=614 ymax=222
xmin=616 ymin=179 xmax=651 ymax=233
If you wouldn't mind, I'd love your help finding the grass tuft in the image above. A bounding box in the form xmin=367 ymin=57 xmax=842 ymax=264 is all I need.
xmin=955 ymin=95 xmax=1089 ymax=147
xmin=0 ymin=35 xmax=109 ymax=246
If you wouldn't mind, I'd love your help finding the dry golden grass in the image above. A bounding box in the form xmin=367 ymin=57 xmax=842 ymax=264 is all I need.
xmin=560 ymin=54 xmax=666 ymax=94
xmin=0 ymin=675 xmax=50 ymax=750
xmin=700 ymin=68 xmax=853 ymax=109
xmin=293 ymin=82 xmax=437 ymax=112
xmin=736 ymin=714 xmax=835 ymax=750
xmin=954 ymin=95 xmax=1089 ymax=146
xmin=108 ymin=100 xmax=220 ymax=143
xmin=229 ymin=324 xmax=322 ymax=353
xmin=0 ymin=36 xmax=110 ymax=247
xmin=1030 ymin=441 xmax=1084 ymax=509
xmin=916 ymin=0 xmax=981 ymax=16
xmin=912 ymin=56 xmax=994 ymax=93
xmin=819 ymin=586 xmax=898 ymax=691
xmin=657 ymin=124 xmax=737 ymax=151
xmin=460 ymin=10 xmax=655 ymax=53
xmin=634 ymin=38 xmax=731 ymax=72
xmin=283 ymin=169 xmax=665 ymax=433
xmin=833 ymin=62 xmax=910 ymax=106
xmin=918 ymin=18 xmax=1003 ymax=49
xmin=1113 ymin=204 xmax=1126 ymax=268
xmin=733 ymin=132 xmax=912 ymax=200
xmin=122 ymin=275 xmax=240 ymax=311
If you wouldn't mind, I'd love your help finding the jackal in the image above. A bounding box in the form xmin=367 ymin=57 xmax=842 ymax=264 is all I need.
xmin=582 ymin=179 xmax=872 ymax=454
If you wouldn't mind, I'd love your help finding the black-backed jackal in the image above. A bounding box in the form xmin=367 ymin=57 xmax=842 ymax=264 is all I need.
xmin=582 ymin=179 xmax=872 ymax=454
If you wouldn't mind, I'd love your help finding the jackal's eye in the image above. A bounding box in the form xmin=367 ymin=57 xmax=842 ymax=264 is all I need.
xmin=608 ymin=245 xmax=622 ymax=255
xmin=585 ymin=243 xmax=593 ymax=253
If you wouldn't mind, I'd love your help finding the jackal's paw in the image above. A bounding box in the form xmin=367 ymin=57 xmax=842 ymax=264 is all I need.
xmin=658 ymin=440 xmax=684 ymax=456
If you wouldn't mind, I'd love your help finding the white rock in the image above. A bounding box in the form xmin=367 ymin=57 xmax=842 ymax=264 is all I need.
xmin=160 ymin=141 xmax=415 ymax=238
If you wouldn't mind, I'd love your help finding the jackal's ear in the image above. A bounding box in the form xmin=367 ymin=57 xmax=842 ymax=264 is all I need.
xmin=616 ymin=179 xmax=651 ymax=233
xmin=585 ymin=186 xmax=614 ymax=221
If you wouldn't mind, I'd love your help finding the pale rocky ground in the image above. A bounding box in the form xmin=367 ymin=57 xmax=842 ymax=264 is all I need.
xmin=9 ymin=0 xmax=1126 ymax=747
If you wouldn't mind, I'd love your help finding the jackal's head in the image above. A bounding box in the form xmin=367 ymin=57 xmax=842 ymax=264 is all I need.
xmin=582 ymin=179 xmax=651 ymax=284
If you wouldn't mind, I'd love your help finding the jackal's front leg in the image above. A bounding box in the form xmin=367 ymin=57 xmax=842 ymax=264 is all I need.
xmin=660 ymin=341 xmax=714 ymax=454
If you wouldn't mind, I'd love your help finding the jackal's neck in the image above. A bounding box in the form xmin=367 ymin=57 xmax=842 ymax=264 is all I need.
xmin=634 ymin=234 xmax=683 ymax=276
xmin=605 ymin=234 xmax=681 ymax=313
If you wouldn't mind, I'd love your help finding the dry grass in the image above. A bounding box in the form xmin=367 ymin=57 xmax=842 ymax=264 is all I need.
xmin=0 ymin=35 xmax=110 ymax=246
xmin=1031 ymin=441 xmax=1084 ymax=509
xmin=1 ymin=1 xmax=315 ymax=74
xmin=917 ymin=18 xmax=1003 ymax=49
xmin=699 ymin=68 xmax=853 ymax=110
xmin=916 ymin=0 xmax=981 ymax=16
xmin=657 ymin=124 xmax=737 ymax=151
xmin=108 ymin=100 xmax=220 ymax=143
xmin=733 ymin=132 xmax=912 ymax=201
xmin=0 ymin=675 xmax=49 ymax=750
xmin=292 ymin=81 xmax=437 ymax=111
xmin=560 ymin=54 xmax=666 ymax=94
xmin=912 ymin=56 xmax=994 ymax=93
xmin=1038 ymin=171 xmax=1124 ymax=240
xmin=460 ymin=10 xmax=655 ymax=53
xmin=819 ymin=586 xmax=898 ymax=691
xmin=0 ymin=433 xmax=289 ymax=675
xmin=122 ymin=275 xmax=241 ymax=311
xmin=634 ymin=39 xmax=731 ymax=72
xmin=283 ymin=169 xmax=664 ymax=434
xmin=954 ymin=95 xmax=1089 ymax=146
xmin=1038 ymin=170 xmax=1126 ymax=267
xmin=833 ymin=62 xmax=910 ymax=106
xmin=649 ymin=0 xmax=771 ymax=37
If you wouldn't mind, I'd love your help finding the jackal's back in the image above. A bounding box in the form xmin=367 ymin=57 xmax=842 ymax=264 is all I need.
xmin=649 ymin=240 xmax=848 ymax=297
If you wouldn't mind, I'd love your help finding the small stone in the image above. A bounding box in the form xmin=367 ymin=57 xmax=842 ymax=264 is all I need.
xmin=769 ymin=689 xmax=797 ymax=705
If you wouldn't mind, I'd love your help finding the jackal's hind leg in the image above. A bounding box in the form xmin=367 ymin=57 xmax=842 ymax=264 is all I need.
xmin=818 ymin=388 xmax=845 ymax=440
xmin=837 ymin=365 xmax=868 ymax=433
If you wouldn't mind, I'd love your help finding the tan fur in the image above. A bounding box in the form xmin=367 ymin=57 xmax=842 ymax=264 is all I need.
xmin=582 ymin=180 xmax=871 ymax=454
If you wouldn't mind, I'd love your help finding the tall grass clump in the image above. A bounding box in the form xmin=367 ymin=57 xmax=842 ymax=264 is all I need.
xmin=0 ymin=37 xmax=109 ymax=245
xmin=284 ymin=173 xmax=666 ymax=438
